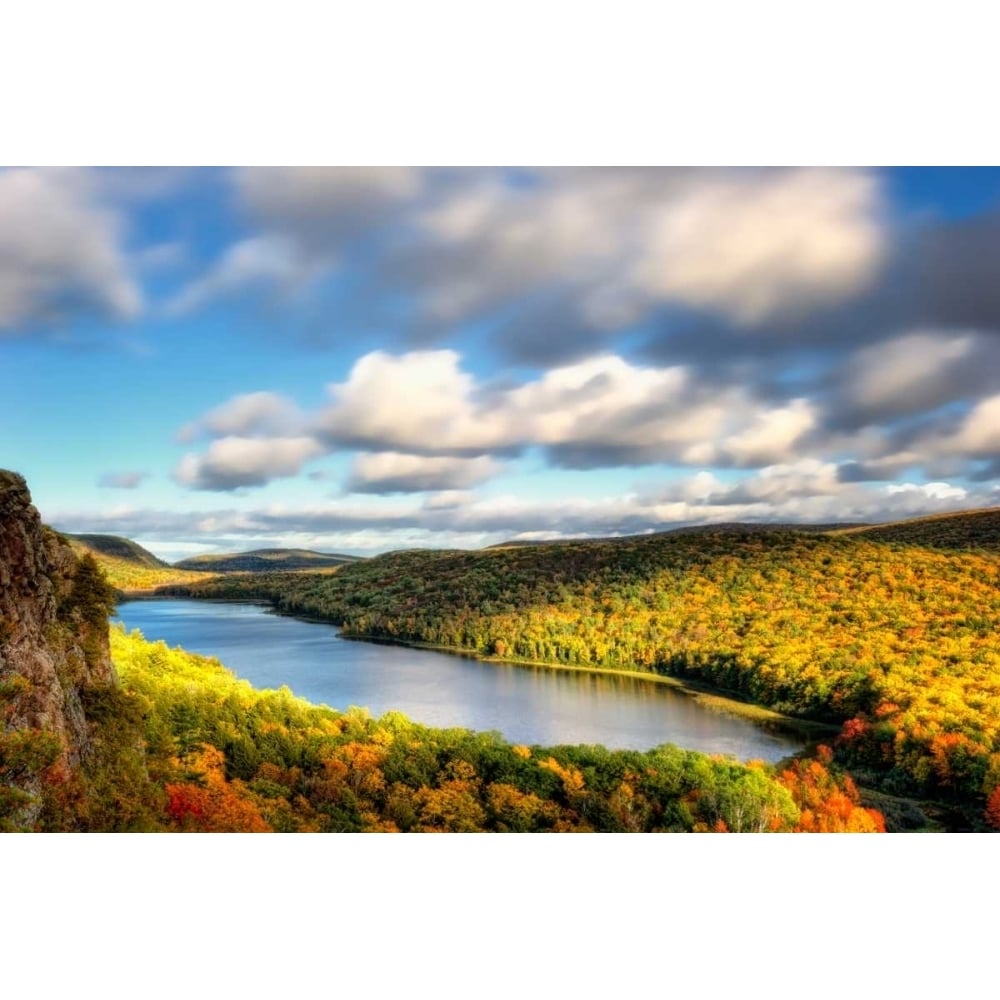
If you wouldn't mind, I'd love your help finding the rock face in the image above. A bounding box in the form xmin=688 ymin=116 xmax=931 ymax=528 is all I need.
xmin=1 ymin=469 xmax=116 ymax=827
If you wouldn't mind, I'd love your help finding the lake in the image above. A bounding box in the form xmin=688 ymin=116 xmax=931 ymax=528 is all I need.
xmin=114 ymin=599 xmax=806 ymax=762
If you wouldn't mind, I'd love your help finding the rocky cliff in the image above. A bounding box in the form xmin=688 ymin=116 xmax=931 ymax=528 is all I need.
xmin=1 ymin=469 xmax=117 ymax=829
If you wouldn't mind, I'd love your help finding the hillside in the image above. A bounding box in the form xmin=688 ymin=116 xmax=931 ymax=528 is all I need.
xmin=175 ymin=548 xmax=361 ymax=573
xmin=169 ymin=523 xmax=1000 ymax=824
xmin=488 ymin=522 xmax=871 ymax=549
xmin=1 ymin=472 xmax=118 ymax=829
xmin=833 ymin=507 xmax=1000 ymax=551
xmin=65 ymin=534 xmax=207 ymax=594
xmin=66 ymin=533 xmax=169 ymax=568
xmin=4 ymin=469 xmax=882 ymax=832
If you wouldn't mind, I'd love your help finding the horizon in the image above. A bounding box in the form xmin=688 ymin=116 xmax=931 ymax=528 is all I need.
xmin=3 ymin=167 xmax=999 ymax=561
xmin=51 ymin=491 xmax=1000 ymax=563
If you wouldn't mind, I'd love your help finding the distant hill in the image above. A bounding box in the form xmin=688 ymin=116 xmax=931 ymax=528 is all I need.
xmin=833 ymin=507 xmax=1000 ymax=551
xmin=488 ymin=522 xmax=872 ymax=549
xmin=174 ymin=548 xmax=362 ymax=573
xmin=662 ymin=521 xmax=871 ymax=536
xmin=64 ymin=533 xmax=206 ymax=593
xmin=66 ymin=533 xmax=169 ymax=568
xmin=487 ymin=512 xmax=1000 ymax=550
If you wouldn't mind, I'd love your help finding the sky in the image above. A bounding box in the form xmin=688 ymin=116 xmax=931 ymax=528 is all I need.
xmin=1 ymin=165 xmax=998 ymax=561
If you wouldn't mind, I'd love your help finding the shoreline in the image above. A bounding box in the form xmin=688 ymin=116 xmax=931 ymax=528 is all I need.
xmin=115 ymin=592 xmax=955 ymax=829
xmin=123 ymin=590 xmax=838 ymax=743
xmin=336 ymin=632 xmax=839 ymax=741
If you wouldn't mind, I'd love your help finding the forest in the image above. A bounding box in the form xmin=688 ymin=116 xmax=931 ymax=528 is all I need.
xmin=6 ymin=625 xmax=881 ymax=832
xmin=162 ymin=522 xmax=1000 ymax=826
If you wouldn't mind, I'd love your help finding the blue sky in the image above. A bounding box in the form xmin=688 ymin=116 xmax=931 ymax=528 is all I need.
xmin=1 ymin=166 xmax=998 ymax=560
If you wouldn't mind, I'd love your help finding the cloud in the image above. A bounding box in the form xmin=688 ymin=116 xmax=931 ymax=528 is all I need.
xmin=45 ymin=473 xmax=997 ymax=555
xmin=885 ymin=481 xmax=968 ymax=501
xmin=193 ymin=167 xmax=888 ymax=365
xmin=346 ymin=453 xmax=503 ymax=494
xmin=947 ymin=393 xmax=1000 ymax=458
xmin=314 ymin=349 xmax=497 ymax=453
xmin=177 ymin=337 xmax=998 ymax=496
xmin=832 ymin=330 xmax=996 ymax=428
xmin=315 ymin=349 xmax=816 ymax=469
xmin=177 ymin=348 xmax=835 ymax=494
xmin=0 ymin=167 xmax=141 ymax=332
xmin=165 ymin=167 xmax=427 ymax=318
xmin=177 ymin=391 xmax=303 ymax=443
xmin=133 ymin=241 xmax=188 ymax=274
xmin=97 ymin=471 xmax=148 ymax=489
xmin=624 ymin=168 xmax=884 ymax=325
xmin=836 ymin=456 xmax=920 ymax=483
xmin=700 ymin=399 xmax=817 ymax=468
xmin=395 ymin=167 xmax=885 ymax=344
xmin=911 ymin=208 xmax=1000 ymax=332
xmin=166 ymin=236 xmax=327 ymax=315
xmin=679 ymin=459 xmax=842 ymax=507
xmin=236 ymin=166 xmax=423 ymax=252
xmin=173 ymin=436 xmax=323 ymax=490
xmin=857 ymin=392 xmax=1000 ymax=476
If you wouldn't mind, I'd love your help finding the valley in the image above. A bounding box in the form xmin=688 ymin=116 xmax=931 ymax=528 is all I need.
xmin=44 ymin=502 xmax=1000 ymax=831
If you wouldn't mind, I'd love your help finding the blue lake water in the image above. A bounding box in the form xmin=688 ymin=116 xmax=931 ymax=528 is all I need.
xmin=115 ymin=598 xmax=805 ymax=762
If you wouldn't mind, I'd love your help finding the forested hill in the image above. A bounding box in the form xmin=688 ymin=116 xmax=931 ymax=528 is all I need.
xmin=174 ymin=548 xmax=361 ymax=573
xmin=65 ymin=534 xmax=206 ymax=594
xmin=4 ymin=469 xmax=883 ymax=832
xmin=62 ymin=540 xmax=361 ymax=594
xmin=67 ymin=533 xmax=168 ymax=568
xmin=168 ymin=525 xmax=1000 ymax=825
xmin=833 ymin=507 xmax=1000 ymax=551
xmin=487 ymin=522 xmax=870 ymax=548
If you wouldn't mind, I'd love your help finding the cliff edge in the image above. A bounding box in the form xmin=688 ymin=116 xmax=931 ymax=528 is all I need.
xmin=1 ymin=470 xmax=117 ymax=829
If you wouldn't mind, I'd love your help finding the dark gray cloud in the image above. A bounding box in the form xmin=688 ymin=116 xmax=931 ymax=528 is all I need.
xmin=837 ymin=461 xmax=897 ymax=484
xmin=913 ymin=209 xmax=1000 ymax=331
xmin=235 ymin=166 xmax=423 ymax=255
xmin=0 ymin=168 xmax=142 ymax=334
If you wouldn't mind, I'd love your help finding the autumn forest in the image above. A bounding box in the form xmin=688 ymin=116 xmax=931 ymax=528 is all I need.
xmin=5 ymin=507 xmax=988 ymax=832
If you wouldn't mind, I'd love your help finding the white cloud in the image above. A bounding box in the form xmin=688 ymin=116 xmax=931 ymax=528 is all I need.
xmin=886 ymin=481 xmax=968 ymax=501
xmin=177 ymin=350 xmax=824 ymax=492
xmin=315 ymin=349 xmax=815 ymax=468
xmin=177 ymin=391 xmax=303 ymax=443
xmin=628 ymin=168 xmax=883 ymax=324
xmin=711 ymin=399 xmax=817 ymax=467
xmin=173 ymin=436 xmax=323 ymax=491
xmin=409 ymin=166 xmax=884 ymax=329
xmin=314 ymin=350 xmax=502 ymax=453
xmin=347 ymin=452 xmax=503 ymax=493
xmin=0 ymin=167 xmax=141 ymax=331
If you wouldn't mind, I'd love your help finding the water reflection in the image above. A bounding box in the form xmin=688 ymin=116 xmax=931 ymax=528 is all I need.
xmin=115 ymin=599 xmax=804 ymax=762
